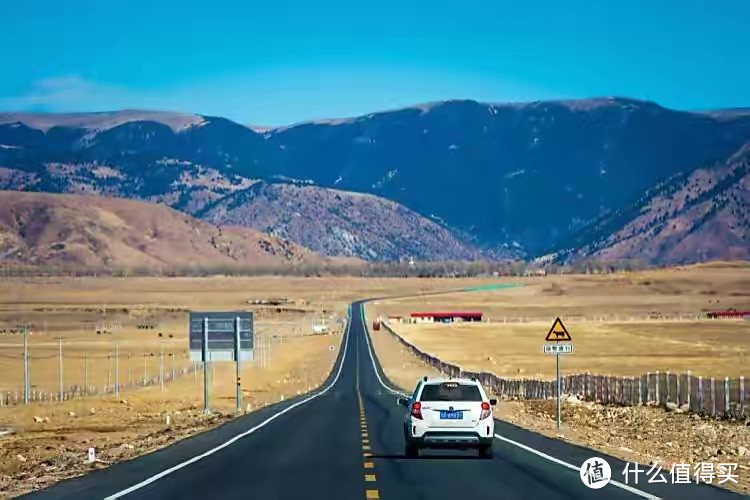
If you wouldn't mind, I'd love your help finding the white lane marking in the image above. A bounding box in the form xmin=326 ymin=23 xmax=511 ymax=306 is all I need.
xmin=360 ymin=306 xmax=405 ymax=396
xmin=492 ymin=434 xmax=659 ymax=499
xmin=359 ymin=305 xmax=660 ymax=500
xmin=104 ymin=309 xmax=353 ymax=500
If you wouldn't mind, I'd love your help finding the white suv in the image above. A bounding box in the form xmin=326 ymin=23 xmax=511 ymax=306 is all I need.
xmin=398 ymin=376 xmax=497 ymax=458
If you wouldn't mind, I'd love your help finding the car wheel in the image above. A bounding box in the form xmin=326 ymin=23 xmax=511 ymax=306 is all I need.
xmin=405 ymin=443 xmax=419 ymax=458
xmin=478 ymin=444 xmax=493 ymax=459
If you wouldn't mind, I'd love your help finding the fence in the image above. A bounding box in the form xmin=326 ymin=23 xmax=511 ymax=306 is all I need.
xmin=483 ymin=313 xmax=745 ymax=324
xmin=380 ymin=322 xmax=749 ymax=419
xmin=0 ymin=344 xmax=204 ymax=408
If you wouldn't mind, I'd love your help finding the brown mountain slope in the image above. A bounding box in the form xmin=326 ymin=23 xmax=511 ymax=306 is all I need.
xmin=566 ymin=144 xmax=749 ymax=264
xmin=199 ymin=182 xmax=491 ymax=261
xmin=0 ymin=191 xmax=321 ymax=268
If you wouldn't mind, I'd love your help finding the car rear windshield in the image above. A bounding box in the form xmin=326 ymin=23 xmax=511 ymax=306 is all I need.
xmin=419 ymin=383 xmax=482 ymax=402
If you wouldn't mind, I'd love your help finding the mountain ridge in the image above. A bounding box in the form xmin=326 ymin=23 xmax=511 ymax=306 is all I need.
xmin=0 ymin=190 xmax=327 ymax=268
xmin=1 ymin=96 xmax=748 ymax=262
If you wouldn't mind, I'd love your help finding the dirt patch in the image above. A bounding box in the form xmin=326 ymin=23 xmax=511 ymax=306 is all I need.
xmin=496 ymin=400 xmax=750 ymax=494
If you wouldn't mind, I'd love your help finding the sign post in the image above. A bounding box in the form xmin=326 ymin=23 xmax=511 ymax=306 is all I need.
xmin=189 ymin=311 xmax=254 ymax=414
xmin=235 ymin=316 xmax=241 ymax=411
xmin=544 ymin=317 xmax=572 ymax=431
xmin=203 ymin=317 xmax=209 ymax=413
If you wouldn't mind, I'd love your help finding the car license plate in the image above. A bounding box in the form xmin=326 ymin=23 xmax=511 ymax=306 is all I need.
xmin=439 ymin=410 xmax=462 ymax=420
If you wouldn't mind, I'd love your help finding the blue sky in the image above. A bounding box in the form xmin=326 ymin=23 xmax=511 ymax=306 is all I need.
xmin=2 ymin=0 xmax=748 ymax=125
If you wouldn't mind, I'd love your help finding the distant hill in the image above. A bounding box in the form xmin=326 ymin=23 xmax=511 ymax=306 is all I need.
xmin=199 ymin=181 xmax=490 ymax=261
xmin=0 ymin=190 xmax=323 ymax=268
xmin=559 ymin=144 xmax=749 ymax=264
xmin=1 ymin=97 xmax=749 ymax=260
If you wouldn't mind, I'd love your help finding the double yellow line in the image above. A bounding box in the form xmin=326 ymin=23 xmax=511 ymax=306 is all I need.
xmin=357 ymin=342 xmax=379 ymax=499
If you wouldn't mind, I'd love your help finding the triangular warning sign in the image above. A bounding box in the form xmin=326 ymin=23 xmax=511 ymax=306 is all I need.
xmin=545 ymin=317 xmax=572 ymax=341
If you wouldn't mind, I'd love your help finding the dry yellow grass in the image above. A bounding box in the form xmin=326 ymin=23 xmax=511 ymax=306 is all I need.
xmin=0 ymin=275 xmax=493 ymax=395
xmin=367 ymin=263 xmax=750 ymax=378
xmin=365 ymin=274 xmax=750 ymax=496
xmin=2 ymin=275 xmax=502 ymax=496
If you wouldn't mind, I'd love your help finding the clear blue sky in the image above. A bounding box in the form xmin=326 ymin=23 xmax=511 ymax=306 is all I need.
xmin=2 ymin=0 xmax=748 ymax=125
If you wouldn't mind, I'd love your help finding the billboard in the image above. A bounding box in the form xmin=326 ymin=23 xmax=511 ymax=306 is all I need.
xmin=188 ymin=311 xmax=253 ymax=362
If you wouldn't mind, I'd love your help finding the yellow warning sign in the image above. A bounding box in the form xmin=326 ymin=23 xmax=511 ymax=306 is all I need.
xmin=545 ymin=317 xmax=572 ymax=342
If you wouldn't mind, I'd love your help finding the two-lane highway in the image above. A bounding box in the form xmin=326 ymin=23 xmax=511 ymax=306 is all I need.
xmin=23 ymin=302 xmax=747 ymax=499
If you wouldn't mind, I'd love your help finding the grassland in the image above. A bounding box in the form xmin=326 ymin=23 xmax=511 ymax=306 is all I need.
xmin=0 ymin=274 xmax=504 ymax=496
xmin=367 ymin=262 xmax=750 ymax=378
xmin=365 ymin=263 xmax=750 ymax=495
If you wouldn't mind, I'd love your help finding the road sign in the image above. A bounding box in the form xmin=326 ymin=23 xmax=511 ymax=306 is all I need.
xmin=543 ymin=343 xmax=573 ymax=354
xmin=188 ymin=311 xmax=254 ymax=362
xmin=545 ymin=317 xmax=572 ymax=342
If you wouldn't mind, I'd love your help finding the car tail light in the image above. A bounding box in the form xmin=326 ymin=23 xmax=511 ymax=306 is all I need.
xmin=411 ymin=401 xmax=423 ymax=420
xmin=480 ymin=401 xmax=491 ymax=420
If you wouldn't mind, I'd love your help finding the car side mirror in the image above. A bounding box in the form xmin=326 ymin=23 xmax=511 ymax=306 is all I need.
xmin=489 ymin=398 xmax=497 ymax=406
xmin=397 ymin=397 xmax=409 ymax=407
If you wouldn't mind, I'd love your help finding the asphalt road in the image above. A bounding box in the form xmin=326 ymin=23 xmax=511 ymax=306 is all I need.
xmin=22 ymin=301 xmax=747 ymax=500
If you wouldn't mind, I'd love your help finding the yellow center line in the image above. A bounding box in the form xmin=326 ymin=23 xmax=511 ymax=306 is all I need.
xmin=357 ymin=328 xmax=378 ymax=499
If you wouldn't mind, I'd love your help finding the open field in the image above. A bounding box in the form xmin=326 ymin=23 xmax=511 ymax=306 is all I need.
xmin=367 ymin=262 xmax=750 ymax=378
xmin=0 ymin=275 xmax=498 ymax=395
xmin=0 ymin=275 xmax=503 ymax=496
xmin=368 ymin=317 xmax=750 ymax=494
xmin=0 ymin=328 xmax=341 ymax=497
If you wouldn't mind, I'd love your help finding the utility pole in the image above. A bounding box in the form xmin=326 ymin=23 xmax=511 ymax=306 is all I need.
xmin=203 ymin=317 xmax=210 ymax=413
xmin=84 ymin=352 xmax=88 ymax=395
xmin=57 ymin=337 xmax=63 ymax=401
xmin=23 ymin=323 xmax=29 ymax=404
xmin=160 ymin=344 xmax=165 ymax=392
xmin=235 ymin=316 xmax=242 ymax=411
xmin=556 ymin=352 xmax=561 ymax=431
xmin=115 ymin=342 xmax=120 ymax=399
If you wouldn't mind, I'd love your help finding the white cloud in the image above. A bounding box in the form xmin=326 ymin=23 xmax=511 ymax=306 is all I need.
xmin=0 ymin=75 xmax=141 ymax=112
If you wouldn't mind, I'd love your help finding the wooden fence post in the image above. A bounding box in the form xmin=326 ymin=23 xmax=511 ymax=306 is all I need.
xmin=585 ymin=372 xmax=590 ymax=400
xmin=724 ymin=377 xmax=729 ymax=416
xmin=741 ymin=376 xmax=745 ymax=416
xmin=666 ymin=371 xmax=670 ymax=404
xmin=676 ymin=373 xmax=681 ymax=406
xmin=638 ymin=375 xmax=642 ymax=405
xmin=698 ymin=376 xmax=703 ymax=414
xmin=711 ymin=378 xmax=716 ymax=417
xmin=687 ymin=371 xmax=691 ymax=411
xmin=615 ymin=377 xmax=620 ymax=403
xmin=655 ymin=371 xmax=660 ymax=405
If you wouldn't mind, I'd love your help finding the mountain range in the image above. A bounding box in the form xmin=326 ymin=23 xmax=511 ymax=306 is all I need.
xmin=0 ymin=190 xmax=326 ymax=269
xmin=1 ymin=97 xmax=748 ymax=264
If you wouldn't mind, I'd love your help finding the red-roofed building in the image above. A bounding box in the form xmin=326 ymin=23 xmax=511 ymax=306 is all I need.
xmin=706 ymin=309 xmax=750 ymax=319
xmin=410 ymin=311 xmax=483 ymax=323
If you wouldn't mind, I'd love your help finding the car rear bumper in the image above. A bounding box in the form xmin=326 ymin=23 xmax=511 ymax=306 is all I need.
xmin=406 ymin=429 xmax=493 ymax=448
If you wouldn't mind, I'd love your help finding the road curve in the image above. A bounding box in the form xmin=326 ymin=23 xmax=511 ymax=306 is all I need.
xmin=21 ymin=302 xmax=747 ymax=499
